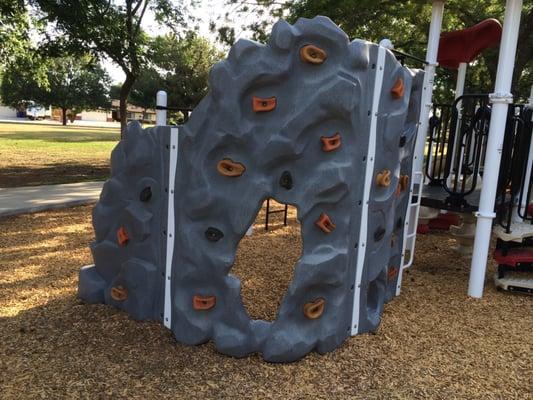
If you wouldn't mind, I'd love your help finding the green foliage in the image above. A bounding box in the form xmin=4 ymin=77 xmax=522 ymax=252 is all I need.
xmin=0 ymin=0 xmax=29 ymax=64
xmin=0 ymin=53 xmax=49 ymax=108
xmin=30 ymin=0 xmax=189 ymax=130
xmin=1 ymin=55 xmax=110 ymax=116
xmin=129 ymin=68 xmax=164 ymax=110
xmin=119 ymin=33 xmax=222 ymax=115
xmin=44 ymin=56 xmax=111 ymax=111
xmin=221 ymin=0 xmax=532 ymax=103
xmin=150 ymin=33 xmax=223 ymax=109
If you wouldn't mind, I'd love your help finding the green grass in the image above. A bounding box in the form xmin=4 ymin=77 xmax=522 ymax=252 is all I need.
xmin=0 ymin=122 xmax=120 ymax=187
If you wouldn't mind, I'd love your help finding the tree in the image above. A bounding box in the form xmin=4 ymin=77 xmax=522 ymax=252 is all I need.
xmin=0 ymin=0 xmax=29 ymax=65
xmin=32 ymin=0 xmax=189 ymax=134
xmin=217 ymin=0 xmax=532 ymax=103
xmin=151 ymin=33 xmax=223 ymax=109
xmin=44 ymin=56 xmax=111 ymax=125
xmin=128 ymin=68 xmax=163 ymax=117
xmin=1 ymin=55 xmax=111 ymax=125
xmin=0 ymin=54 xmax=49 ymax=109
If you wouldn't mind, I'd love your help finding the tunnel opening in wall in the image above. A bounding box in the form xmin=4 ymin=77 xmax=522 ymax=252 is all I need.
xmin=231 ymin=199 xmax=303 ymax=322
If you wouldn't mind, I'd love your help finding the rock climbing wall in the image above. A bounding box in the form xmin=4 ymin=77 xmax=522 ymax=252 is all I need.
xmin=79 ymin=123 xmax=170 ymax=321
xmin=79 ymin=16 xmax=424 ymax=362
xmin=384 ymin=73 xmax=424 ymax=304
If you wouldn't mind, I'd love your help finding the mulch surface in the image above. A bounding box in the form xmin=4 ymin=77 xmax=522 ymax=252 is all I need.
xmin=0 ymin=205 xmax=531 ymax=399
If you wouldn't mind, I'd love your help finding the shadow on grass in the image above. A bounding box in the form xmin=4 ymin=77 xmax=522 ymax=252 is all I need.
xmin=0 ymin=131 xmax=120 ymax=143
xmin=0 ymin=163 xmax=110 ymax=187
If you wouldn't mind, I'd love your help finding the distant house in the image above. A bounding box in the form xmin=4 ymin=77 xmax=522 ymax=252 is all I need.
xmin=110 ymin=100 xmax=156 ymax=123
xmin=50 ymin=108 xmax=113 ymax=123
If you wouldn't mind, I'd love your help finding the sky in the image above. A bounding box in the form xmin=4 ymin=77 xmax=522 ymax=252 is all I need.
xmin=104 ymin=0 xmax=276 ymax=83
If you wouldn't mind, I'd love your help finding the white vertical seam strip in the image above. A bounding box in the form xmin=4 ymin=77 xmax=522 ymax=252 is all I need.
xmin=164 ymin=127 xmax=178 ymax=329
xmin=351 ymin=46 xmax=386 ymax=336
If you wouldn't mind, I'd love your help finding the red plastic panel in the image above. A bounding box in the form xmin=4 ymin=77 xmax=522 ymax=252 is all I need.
xmin=428 ymin=213 xmax=460 ymax=230
xmin=437 ymin=19 xmax=502 ymax=69
xmin=494 ymin=248 xmax=533 ymax=267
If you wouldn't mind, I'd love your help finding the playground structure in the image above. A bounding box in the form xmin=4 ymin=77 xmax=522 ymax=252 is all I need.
xmin=418 ymin=15 xmax=533 ymax=293
xmin=79 ymin=16 xmax=425 ymax=362
xmin=78 ymin=0 xmax=532 ymax=361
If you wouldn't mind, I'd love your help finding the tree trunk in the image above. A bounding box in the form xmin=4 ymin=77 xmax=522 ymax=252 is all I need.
xmin=119 ymin=73 xmax=137 ymax=137
xmin=62 ymin=108 xmax=67 ymax=126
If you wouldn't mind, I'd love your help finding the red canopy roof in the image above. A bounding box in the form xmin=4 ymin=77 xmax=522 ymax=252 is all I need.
xmin=437 ymin=19 xmax=502 ymax=69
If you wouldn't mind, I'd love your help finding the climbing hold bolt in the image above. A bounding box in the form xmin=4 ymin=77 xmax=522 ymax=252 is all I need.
xmin=193 ymin=295 xmax=216 ymax=310
xmin=399 ymin=175 xmax=409 ymax=191
xmin=217 ymin=158 xmax=246 ymax=177
xmin=303 ymin=298 xmax=325 ymax=319
xmin=205 ymin=227 xmax=224 ymax=242
xmin=315 ymin=213 xmax=336 ymax=234
xmin=376 ymin=170 xmax=391 ymax=187
xmin=320 ymin=132 xmax=342 ymax=152
xmin=139 ymin=186 xmax=152 ymax=202
xmin=300 ymin=44 xmax=327 ymax=65
xmin=252 ymin=96 xmax=276 ymax=112
xmin=374 ymin=227 xmax=386 ymax=242
xmin=110 ymin=285 xmax=128 ymax=301
xmin=391 ymin=78 xmax=405 ymax=99
xmin=116 ymin=226 xmax=129 ymax=246
xmin=279 ymin=171 xmax=293 ymax=190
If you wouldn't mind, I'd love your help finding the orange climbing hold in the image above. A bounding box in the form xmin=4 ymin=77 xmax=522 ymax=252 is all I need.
xmin=116 ymin=226 xmax=129 ymax=246
xmin=303 ymin=298 xmax=325 ymax=319
xmin=387 ymin=266 xmax=399 ymax=281
xmin=110 ymin=285 xmax=128 ymax=301
xmin=193 ymin=295 xmax=216 ymax=310
xmin=391 ymin=78 xmax=405 ymax=99
xmin=315 ymin=213 xmax=336 ymax=234
xmin=321 ymin=132 xmax=342 ymax=152
xmin=217 ymin=158 xmax=246 ymax=177
xmin=376 ymin=170 xmax=391 ymax=187
xmin=252 ymin=96 xmax=276 ymax=112
xmin=300 ymin=44 xmax=327 ymax=64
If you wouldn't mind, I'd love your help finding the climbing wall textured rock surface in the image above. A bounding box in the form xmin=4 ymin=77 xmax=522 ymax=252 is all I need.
xmin=79 ymin=16 xmax=424 ymax=362
xmin=79 ymin=123 xmax=170 ymax=321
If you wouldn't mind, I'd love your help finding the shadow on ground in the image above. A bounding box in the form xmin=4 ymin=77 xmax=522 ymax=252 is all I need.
xmin=0 ymin=205 xmax=531 ymax=399
xmin=0 ymin=130 xmax=120 ymax=143
xmin=0 ymin=163 xmax=109 ymax=187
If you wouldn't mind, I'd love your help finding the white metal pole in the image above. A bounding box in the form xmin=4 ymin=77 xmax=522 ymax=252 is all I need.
xmin=156 ymin=90 xmax=167 ymax=126
xmin=455 ymin=62 xmax=467 ymax=99
xmin=468 ymin=0 xmax=523 ymax=298
xmin=412 ymin=0 xmax=445 ymax=182
xmin=447 ymin=62 xmax=468 ymax=186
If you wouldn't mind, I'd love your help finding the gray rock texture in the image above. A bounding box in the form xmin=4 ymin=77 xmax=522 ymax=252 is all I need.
xmin=79 ymin=16 xmax=424 ymax=362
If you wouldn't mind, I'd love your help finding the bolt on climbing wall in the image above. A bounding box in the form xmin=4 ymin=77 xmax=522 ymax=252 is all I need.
xmin=79 ymin=16 xmax=424 ymax=363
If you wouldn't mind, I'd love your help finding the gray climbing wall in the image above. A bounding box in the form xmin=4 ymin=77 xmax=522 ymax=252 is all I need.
xmin=79 ymin=123 xmax=170 ymax=321
xmin=79 ymin=16 xmax=424 ymax=363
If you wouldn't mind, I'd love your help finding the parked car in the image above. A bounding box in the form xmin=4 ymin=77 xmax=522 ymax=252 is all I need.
xmin=26 ymin=104 xmax=50 ymax=120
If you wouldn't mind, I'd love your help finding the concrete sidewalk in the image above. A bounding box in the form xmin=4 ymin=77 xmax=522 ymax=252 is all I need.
xmin=0 ymin=181 xmax=104 ymax=218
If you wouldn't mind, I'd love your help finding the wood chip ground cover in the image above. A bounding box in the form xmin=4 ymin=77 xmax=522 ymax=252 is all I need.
xmin=0 ymin=205 xmax=531 ymax=399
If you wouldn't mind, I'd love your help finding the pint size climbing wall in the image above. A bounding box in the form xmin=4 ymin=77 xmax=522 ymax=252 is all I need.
xmin=79 ymin=16 xmax=424 ymax=362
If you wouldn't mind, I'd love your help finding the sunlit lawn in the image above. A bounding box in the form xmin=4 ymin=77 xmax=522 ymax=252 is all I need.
xmin=0 ymin=122 xmax=120 ymax=187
